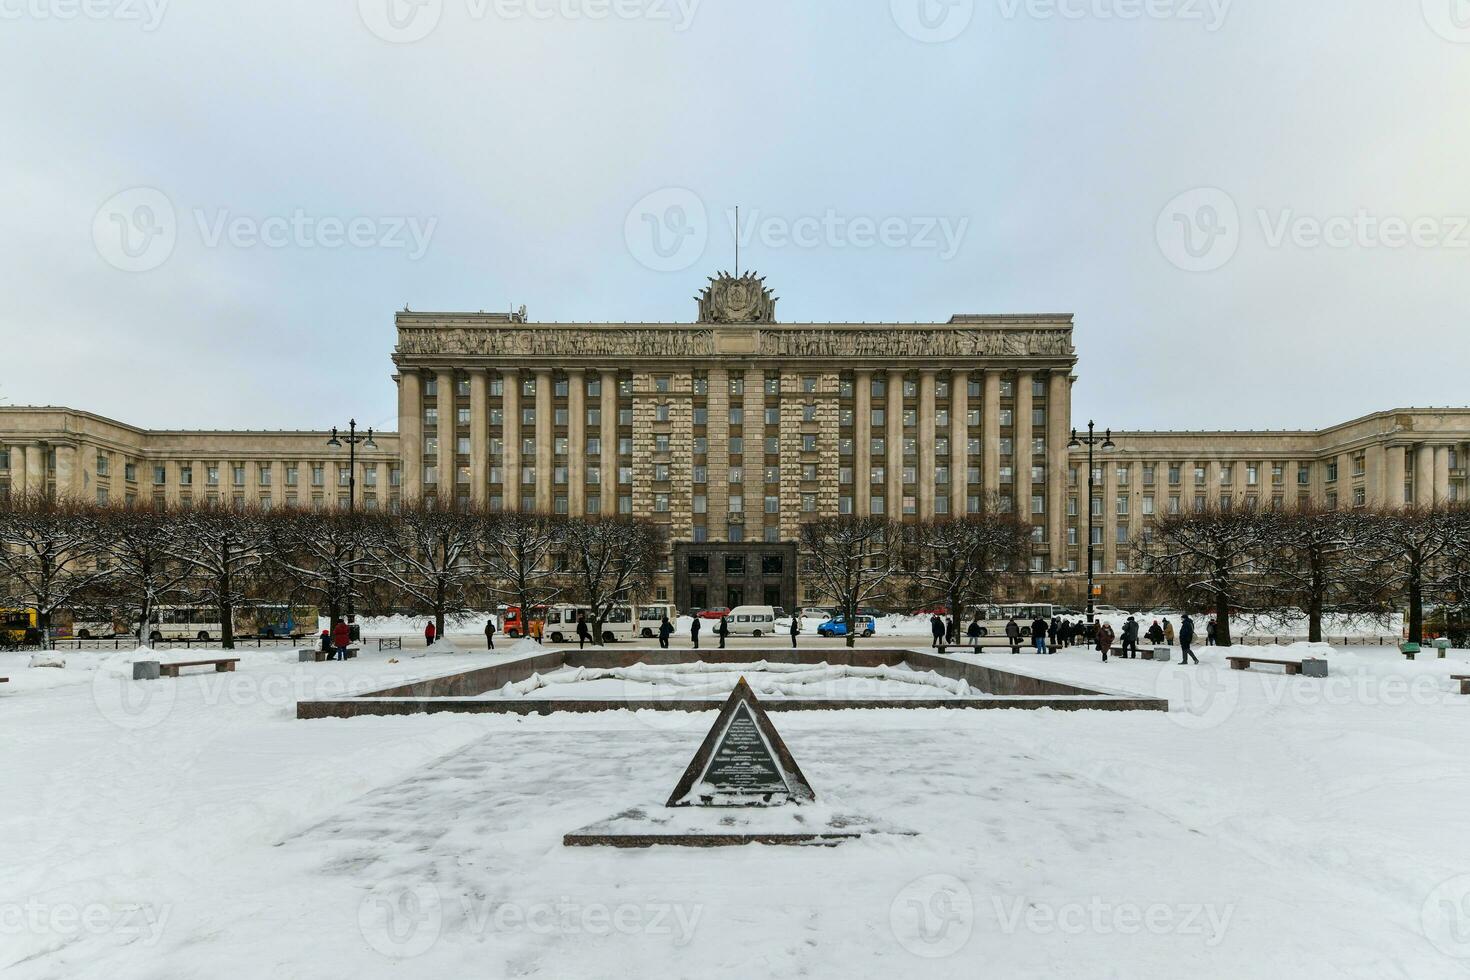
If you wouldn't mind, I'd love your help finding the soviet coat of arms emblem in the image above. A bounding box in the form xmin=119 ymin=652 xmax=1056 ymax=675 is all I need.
xmin=696 ymin=271 xmax=778 ymax=324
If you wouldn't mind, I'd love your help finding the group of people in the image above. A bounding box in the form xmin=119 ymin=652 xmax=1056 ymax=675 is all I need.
xmin=1094 ymin=614 xmax=1201 ymax=665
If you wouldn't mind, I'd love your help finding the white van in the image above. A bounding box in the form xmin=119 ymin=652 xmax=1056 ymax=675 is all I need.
xmin=726 ymin=605 xmax=786 ymax=637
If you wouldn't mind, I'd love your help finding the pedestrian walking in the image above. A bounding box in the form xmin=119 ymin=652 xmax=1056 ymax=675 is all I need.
xmin=658 ymin=614 xmax=673 ymax=649
xmin=576 ymin=613 xmax=591 ymax=650
xmin=319 ymin=627 xmax=333 ymax=658
xmin=332 ymin=618 xmax=351 ymax=661
xmin=967 ymin=617 xmax=982 ymax=650
xmin=690 ymin=616 xmax=701 ymax=649
xmin=423 ymin=620 xmax=436 ymax=646
xmin=1180 ymin=614 xmax=1199 ymax=664
xmin=1005 ymin=617 xmax=1021 ymax=655
xmin=789 ymin=614 xmax=800 ymax=648
xmin=717 ymin=615 xmax=729 ymax=649
xmin=930 ymin=614 xmax=946 ymax=649
xmin=1097 ymin=622 xmax=1115 ymax=662
xmin=484 ymin=616 xmax=496 ymax=650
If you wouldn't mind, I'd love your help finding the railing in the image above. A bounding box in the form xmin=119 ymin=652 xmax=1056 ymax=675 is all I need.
xmin=47 ymin=635 xmax=307 ymax=651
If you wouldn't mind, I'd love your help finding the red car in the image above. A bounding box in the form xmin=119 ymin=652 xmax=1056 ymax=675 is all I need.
xmin=696 ymin=608 xmax=730 ymax=620
xmin=910 ymin=606 xmax=950 ymax=616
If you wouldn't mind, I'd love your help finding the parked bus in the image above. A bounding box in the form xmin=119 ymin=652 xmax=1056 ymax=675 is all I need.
xmin=542 ymin=604 xmax=635 ymax=643
xmin=970 ymin=603 xmax=1056 ymax=637
xmin=66 ymin=607 xmax=127 ymax=639
xmin=235 ymin=603 xmax=314 ymax=638
xmin=636 ymin=603 xmax=678 ymax=637
xmin=0 ymin=608 xmax=39 ymax=646
xmin=141 ymin=606 xmax=227 ymax=642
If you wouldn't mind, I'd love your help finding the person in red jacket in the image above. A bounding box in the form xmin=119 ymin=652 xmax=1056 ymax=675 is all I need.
xmin=331 ymin=619 xmax=351 ymax=661
xmin=424 ymin=620 xmax=437 ymax=646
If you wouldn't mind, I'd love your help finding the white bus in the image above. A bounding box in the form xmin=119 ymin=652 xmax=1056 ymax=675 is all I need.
xmin=143 ymin=605 xmax=228 ymax=642
xmin=636 ymin=603 xmax=678 ymax=638
xmin=969 ymin=603 xmax=1055 ymax=638
xmin=543 ymin=604 xmax=636 ymax=643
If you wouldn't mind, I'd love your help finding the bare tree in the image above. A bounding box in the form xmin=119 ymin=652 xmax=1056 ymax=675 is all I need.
xmin=371 ymin=499 xmax=482 ymax=639
xmin=901 ymin=509 xmax=1032 ymax=626
xmin=95 ymin=501 xmax=192 ymax=647
xmin=268 ymin=507 xmax=383 ymax=629
xmin=798 ymin=515 xmax=900 ymax=648
xmin=1137 ymin=506 xmax=1264 ymax=647
xmin=1367 ymin=505 xmax=1462 ymax=645
xmin=477 ymin=510 xmax=565 ymax=639
xmin=560 ymin=516 xmax=660 ymax=646
xmin=1251 ymin=505 xmax=1386 ymax=642
xmin=0 ymin=492 xmax=112 ymax=638
xmin=166 ymin=502 xmax=273 ymax=649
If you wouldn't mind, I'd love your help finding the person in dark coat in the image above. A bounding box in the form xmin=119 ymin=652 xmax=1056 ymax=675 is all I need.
xmin=929 ymin=614 xmax=945 ymax=648
xmin=576 ymin=613 xmax=591 ymax=650
xmin=1005 ymin=617 xmax=1021 ymax=654
xmin=657 ymin=614 xmax=673 ymax=649
xmin=1031 ymin=616 xmax=1050 ymax=654
xmin=946 ymin=616 xmax=959 ymax=645
xmin=690 ymin=616 xmax=701 ymax=649
xmin=789 ymin=615 xmax=800 ymax=648
xmin=348 ymin=616 xmax=361 ymax=642
xmin=1048 ymin=617 xmax=1060 ymax=650
xmin=967 ymin=617 xmax=982 ymax=649
xmin=1096 ymin=621 xmax=1115 ymax=662
xmin=484 ymin=617 xmax=496 ymax=650
xmin=319 ymin=627 xmax=333 ymax=657
xmin=1206 ymin=618 xmax=1217 ymax=645
xmin=1118 ymin=617 xmax=1139 ymax=658
xmin=717 ymin=615 xmax=729 ymax=649
xmin=1180 ymin=614 xmax=1199 ymax=664
xmin=332 ymin=619 xmax=351 ymax=661
xmin=1145 ymin=620 xmax=1165 ymax=645
xmin=423 ymin=620 xmax=436 ymax=646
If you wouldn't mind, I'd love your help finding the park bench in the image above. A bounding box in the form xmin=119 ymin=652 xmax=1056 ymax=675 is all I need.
xmin=1227 ymin=655 xmax=1303 ymax=675
xmin=300 ymin=647 xmax=359 ymax=662
xmin=1451 ymin=675 xmax=1470 ymax=695
xmin=158 ymin=658 xmax=240 ymax=678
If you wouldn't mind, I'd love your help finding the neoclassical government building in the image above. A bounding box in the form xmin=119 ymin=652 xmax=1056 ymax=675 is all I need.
xmin=3 ymin=272 xmax=1467 ymax=608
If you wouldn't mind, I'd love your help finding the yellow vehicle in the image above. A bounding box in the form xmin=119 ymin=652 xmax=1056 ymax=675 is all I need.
xmin=0 ymin=608 xmax=39 ymax=645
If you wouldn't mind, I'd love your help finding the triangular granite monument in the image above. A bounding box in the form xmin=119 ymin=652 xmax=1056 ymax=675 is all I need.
xmin=564 ymin=677 xmax=909 ymax=847
xmin=666 ymin=677 xmax=815 ymax=807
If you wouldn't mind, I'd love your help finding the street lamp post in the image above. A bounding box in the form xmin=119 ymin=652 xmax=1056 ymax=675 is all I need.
xmin=1068 ymin=420 xmax=1114 ymax=637
xmin=327 ymin=420 xmax=377 ymax=620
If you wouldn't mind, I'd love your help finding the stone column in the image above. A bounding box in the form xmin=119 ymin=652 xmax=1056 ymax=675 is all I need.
xmin=469 ymin=370 xmax=489 ymax=506
xmin=1046 ymin=372 xmax=1071 ymax=565
xmin=1384 ymin=445 xmax=1406 ymax=509
xmin=24 ymin=444 xmax=44 ymax=495
xmin=502 ymin=371 xmax=521 ymax=510
xmin=534 ymin=369 xmax=553 ymax=512
xmin=436 ymin=369 xmax=455 ymax=501
xmin=950 ymin=370 xmax=968 ymax=518
xmin=886 ymin=369 xmax=904 ymax=518
xmin=1364 ymin=443 xmax=1386 ymax=508
xmin=55 ymin=445 xmax=76 ymax=499
xmin=1101 ymin=457 xmax=1118 ymax=573
xmin=567 ymin=368 xmax=585 ymax=515
xmin=744 ymin=368 xmax=764 ymax=539
xmin=982 ymin=371 xmax=1001 ymax=500
xmin=1414 ymin=444 xmax=1434 ymax=507
xmin=918 ymin=369 xmax=937 ymax=520
xmin=706 ymin=369 xmax=729 ymax=531
xmin=854 ymin=369 xmax=872 ymax=516
xmin=1434 ymin=446 xmax=1451 ymax=506
xmin=1180 ymin=458 xmax=1196 ymax=514
xmin=1206 ymin=460 xmax=1221 ymax=509
xmin=8 ymin=444 xmax=24 ymax=497
xmin=1014 ymin=371 xmax=1034 ymax=529
xmin=600 ymin=370 xmax=618 ymax=514
xmin=398 ymin=371 xmax=423 ymax=502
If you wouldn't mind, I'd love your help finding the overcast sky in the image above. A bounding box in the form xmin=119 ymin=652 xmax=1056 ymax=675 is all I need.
xmin=2 ymin=0 xmax=1467 ymax=435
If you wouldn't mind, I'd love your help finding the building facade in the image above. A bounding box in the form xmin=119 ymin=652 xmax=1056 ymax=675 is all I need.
xmin=2 ymin=272 xmax=1467 ymax=609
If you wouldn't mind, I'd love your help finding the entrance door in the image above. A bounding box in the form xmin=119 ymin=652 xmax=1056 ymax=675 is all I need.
xmin=726 ymin=588 xmax=744 ymax=608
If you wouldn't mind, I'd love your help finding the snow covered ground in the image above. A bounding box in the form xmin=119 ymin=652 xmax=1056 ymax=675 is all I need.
xmin=479 ymin=661 xmax=975 ymax=701
xmin=4 ymin=641 xmax=1470 ymax=977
